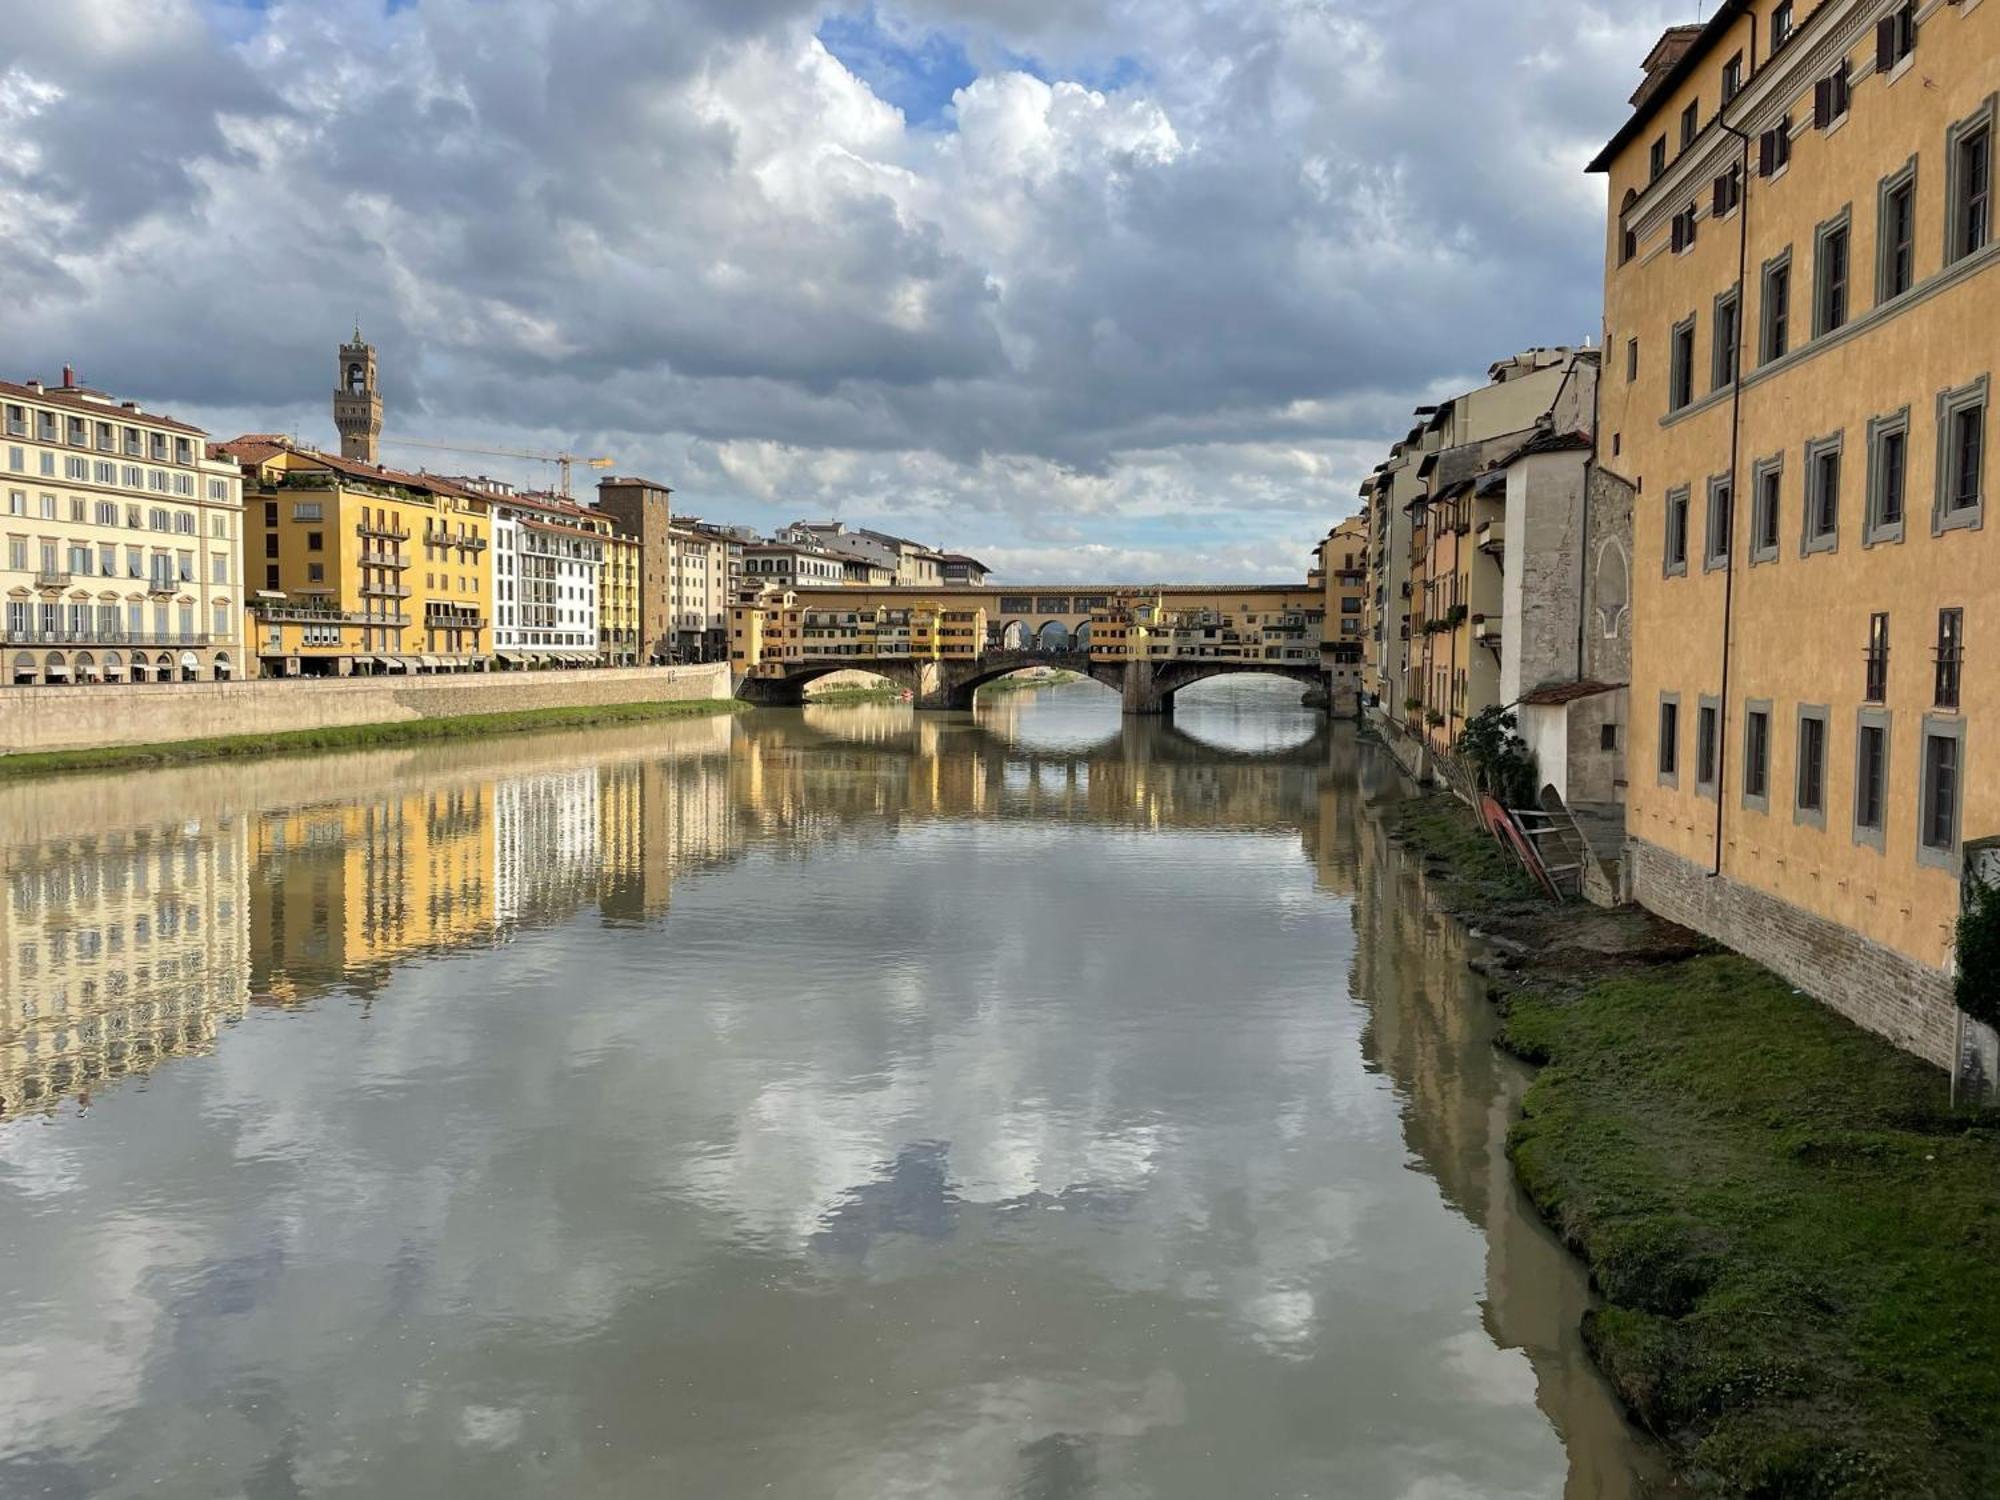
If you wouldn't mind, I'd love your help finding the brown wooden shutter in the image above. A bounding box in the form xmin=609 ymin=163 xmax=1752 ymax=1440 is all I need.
xmin=1814 ymin=77 xmax=1831 ymax=127
xmin=1759 ymin=129 xmax=1777 ymax=176
xmin=1878 ymin=16 xmax=1897 ymax=70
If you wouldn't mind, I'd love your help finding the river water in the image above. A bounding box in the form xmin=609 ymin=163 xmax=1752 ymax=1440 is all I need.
xmin=0 ymin=679 xmax=1670 ymax=1498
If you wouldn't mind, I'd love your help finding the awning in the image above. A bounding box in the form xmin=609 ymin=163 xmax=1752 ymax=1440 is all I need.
xmin=419 ymin=654 xmax=441 ymax=669
xmin=496 ymin=650 xmax=527 ymax=665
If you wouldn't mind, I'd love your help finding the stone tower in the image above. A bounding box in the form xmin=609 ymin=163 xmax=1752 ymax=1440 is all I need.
xmin=334 ymin=329 xmax=382 ymax=464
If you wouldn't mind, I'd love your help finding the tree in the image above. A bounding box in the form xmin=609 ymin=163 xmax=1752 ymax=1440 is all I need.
xmin=1457 ymin=705 xmax=1540 ymax=808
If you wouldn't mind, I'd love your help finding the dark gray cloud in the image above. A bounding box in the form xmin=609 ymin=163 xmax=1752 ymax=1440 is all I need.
xmin=0 ymin=0 xmax=1681 ymax=577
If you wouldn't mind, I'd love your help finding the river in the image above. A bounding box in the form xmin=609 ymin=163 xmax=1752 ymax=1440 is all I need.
xmin=0 ymin=678 xmax=1671 ymax=1498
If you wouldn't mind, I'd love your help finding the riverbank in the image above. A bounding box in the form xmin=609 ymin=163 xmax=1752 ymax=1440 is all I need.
xmin=976 ymin=669 xmax=1080 ymax=696
xmin=0 ymin=697 xmax=748 ymax=783
xmin=804 ymin=685 xmax=906 ymax=705
xmin=1390 ymin=790 xmax=2000 ymax=1499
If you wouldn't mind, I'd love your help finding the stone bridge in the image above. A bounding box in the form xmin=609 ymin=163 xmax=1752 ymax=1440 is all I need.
xmin=735 ymin=649 xmax=1340 ymax=716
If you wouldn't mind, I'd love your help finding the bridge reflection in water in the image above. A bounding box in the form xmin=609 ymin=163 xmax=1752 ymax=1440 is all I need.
xmin=0 ymin=684 xmax=1672 ymax=1499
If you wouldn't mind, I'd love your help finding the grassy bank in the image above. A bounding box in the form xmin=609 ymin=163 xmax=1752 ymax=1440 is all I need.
xmin=0 ymin=696 xmax=748 ymax=783
xmin=1392 ymin=791 xmax=2000 ymax=1499
xmin=804 ymin=685 xmax=907 ymax=705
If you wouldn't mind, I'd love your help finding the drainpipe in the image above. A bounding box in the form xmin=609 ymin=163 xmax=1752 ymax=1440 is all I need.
xmin=1712 ymin=39 xmax=1757 ymax=878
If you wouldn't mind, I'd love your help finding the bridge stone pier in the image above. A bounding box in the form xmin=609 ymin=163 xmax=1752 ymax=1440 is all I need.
xmin=736 ymin=651 xmax=1347 ymax=717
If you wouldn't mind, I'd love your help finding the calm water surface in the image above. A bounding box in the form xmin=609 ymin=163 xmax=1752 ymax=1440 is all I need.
xmin=0 ymin=679 xmax=1670 ymax=1498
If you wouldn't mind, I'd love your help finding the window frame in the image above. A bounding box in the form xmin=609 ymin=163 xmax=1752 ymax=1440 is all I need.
xmin=1681 ymin=97 xmax=1700 ymax=151
xmin=1917 ymin=714 xmax=1966 ymax=873
xmin=1864 ymin=406 xmax=1911 ymax=547
xmin=1945 ymin=95 xmax=1996 ymax=267
xmin=1664 ymin=484 xmax=1692 ymax=577
xmin=1935 ymin=606 xmax=1964 ymax=711
xmin=1696 ymin=694 xmax=1721 ymax=801
xmin=1875 ymin=157 xmax=1918 ymax=304
xmin=1712 ymin=288 xmax=1740 ymax=391
xmin=1931 ymin=374 xmax=1988 ymax=535
xmin=1812 ymin=206 xmax=1852 ymax=339
xmin=1795 ymin=703 xmax=1830 ymax=830
xmin=1669 ymin=314 xmax=1697 ymax=411
xmin=1750 ymin=454 xmax=1783 ymax=564
xmin=1853 ymin=708 xmax=1892 ymax=852
xmin=1704 ymin=472 xmax=1734 ymax=572
xmin=1742 ymin=699 xmax=1773 ymax=813
xmin=1759 ymin=248 xmax=1792 ymax=364
xmin=1866 ymin=611 xmax=1891 ymax=705
xmin=1802 ymin=431 xmax=1843 ymax=555
xmin=1657 ymin=693 xmax=1681 ymax=787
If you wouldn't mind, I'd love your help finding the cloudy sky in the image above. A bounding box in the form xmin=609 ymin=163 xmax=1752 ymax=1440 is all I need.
xmin=2 ymin=0 xmax=1674 ymax=580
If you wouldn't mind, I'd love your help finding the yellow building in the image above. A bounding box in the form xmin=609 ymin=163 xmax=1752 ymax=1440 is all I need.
xmin=1086 ymin=588 xmax=1328 ymax=667
xmin=602 ymin=527 xmax=641 ymax=665
xmin=1592 ymin=0 xmax=1997 ymax=1064
xmin=221 ymin=438 xmax=492 ymax=677
xmin=1407 ymin=467 xmax=1506 ymax=754
xmin=2 ymin=372 xmax=245 ymax=686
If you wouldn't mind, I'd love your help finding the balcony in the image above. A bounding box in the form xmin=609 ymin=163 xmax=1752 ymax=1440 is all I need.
xmin=360 ymin=550 xmax=410 ymax=569
xmin=1476 ymin=519 xmax=1505 ymax=554
xmin=147 ymin=578 xmax=184 ymax=597
xmin=33 ymin=570 xmax=71 ymax=591
xmin=356 ymin=519 xmax=412 ymax=542
xmin=3 ymin=627 xmax=213 ymax=648
xmin=1473 ymin=614 xmax=1502 ymax=647
xmin=362 ymin=582 xmax=413 ymax=599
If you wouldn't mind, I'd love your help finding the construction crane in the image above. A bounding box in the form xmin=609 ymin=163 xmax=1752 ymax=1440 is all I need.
xmin=380 ymin=436 xmax=614 ymax=498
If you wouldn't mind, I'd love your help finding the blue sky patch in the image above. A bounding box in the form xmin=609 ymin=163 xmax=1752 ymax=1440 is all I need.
xmin=818 ymin=7 xmax=978 ymax=130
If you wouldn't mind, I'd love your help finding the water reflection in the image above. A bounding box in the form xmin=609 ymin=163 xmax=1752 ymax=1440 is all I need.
xmin=0 ymin=682 xmax=1667 ymax=1498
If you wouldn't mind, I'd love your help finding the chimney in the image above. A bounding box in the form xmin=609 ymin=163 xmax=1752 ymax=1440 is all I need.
xmin=1631 ymin=24 xmax=1706 ymax=108
xmin=62 ymin=364 xmax=75 ymax=389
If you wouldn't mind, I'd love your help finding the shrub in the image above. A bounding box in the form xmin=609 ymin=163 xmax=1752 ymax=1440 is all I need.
xmin=1457 ymin=704 xmax=1540 ymax=808
xmin=1955 ymin=869 xmax=2000 ymax=1028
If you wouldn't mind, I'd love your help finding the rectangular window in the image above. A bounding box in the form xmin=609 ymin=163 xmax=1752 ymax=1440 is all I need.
xmin=1681 ymin=98 xmax=1700 ymax=151
xmin=1949 ymin=108 xmax=1993 ymax=264
xmin=1752 ymin=458 xmax=1782 ymax=561
xmin=1854 ymin=713 xmax=1890 ymax=848
xmin=1935 ymin=376 xmax=1989 ymax=530
xmin=1805 ymin=436 xmax=1842 ymax=552
xmin=1772 ymin=1 xmax=1794 ymax=50
xmin=1649 ymin=135 xmax=1667 ymax=181
xmin=1877 ymin=4 xmax=1916 ymax=72
xmin=1935 ymin=608 xmax=1964 ymax=710
xmin=1713 ymin=167 xmax=1742 ymax=220
xmin=1796 ymin=707 xmax=1828 ymax=826
xmin=1759 ymin=116 xmax=1793 ymax=177
xmin=1626 ymin=338 xmax=1638 ymax=382
xmin=1865 ymin=612 xmax=1890 ymax=703
xmin=1920 ymin=719 xmax=1964 ymax=867
xmin=1743 ymin=704 xmax=1771 ymax=809
xmin=1878 ymin=165 xmax=1917 ymax=301
xmin=1705 ymin=476 xmax=1733 ymax=569
xmin=1866 ymin=410 xmax=1910 ymax=544
xmin=1815 ymin=215 xmax=1850 ymax=336
xmin=1712 ymin=291 xmax=1739 ymax=390
xmin=1813 ymin=59 xmax=1850 ymax=130
xmin=1760 ymin=252 xmax=1791 ymax=362
xmin=1664 ymin=486 xmax=1691 ymax=575
xmin=1722 ymin=52 xmax=1743 ymax=104
xmin=1658 ymin=696 xmax=1680 ymax=784
xmin=1696 ymin=699 xmax=1720 ymax=796
xmin=1671 ymin=203 xmax=1699 ymax=254
xmin=1670 ymin=318 xmax=1696 ymax=410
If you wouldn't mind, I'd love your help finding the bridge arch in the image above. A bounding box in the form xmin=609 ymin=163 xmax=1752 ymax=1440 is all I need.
xmin=1035 ymin=620 xmax=1071 ymax=651
xmin=1000 ymin=620 xmax=1028 ymax=651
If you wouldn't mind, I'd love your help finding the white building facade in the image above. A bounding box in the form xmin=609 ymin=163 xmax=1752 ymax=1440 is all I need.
xmin=490 ymin=493 xmax=605 ymax=665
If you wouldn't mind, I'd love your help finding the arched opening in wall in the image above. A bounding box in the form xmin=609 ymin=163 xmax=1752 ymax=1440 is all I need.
xmin=214 ymin=653 xmax=233 ymax=682
xmin=74 ymin=651 xmax=98 ymax=684
xmin=1072 ymin=622 xmax=1092 ymax=651
xmin=800 ymin=667 xmax=910 ymax=705
xmin=44 ymin=651 xmax=69 ymax=683
xmin=1168 ymin=670 xmax=1325 ymax=755
xmin=155 ymin=652 xmax=175 ymax=681
xmin=102 ymin=651 xmax=125 ymax=682
xmin=130 ymin=656 xmax=150 ymax=684
xmin=12 ymin=652 xmax=38 ymax=686
xmin=1035 ymin=620 xmax=1070 ymax=652
xmin=179 ymin=651 xmax=200 ymax=682
xmin=1000 ymin=620 xmax=1028 ymax=651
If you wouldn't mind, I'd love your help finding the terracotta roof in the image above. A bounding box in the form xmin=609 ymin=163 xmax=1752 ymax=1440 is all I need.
xmin=1587 ymin=3 xmax=1750 ymax=174
xmin=218 ymin=436 xmax=487 ymax=501
xmin=1518 ymin=678 xmax=1623 ymax=707
xmin=1498 ymin=428 xmax=1594 ymax=467
xmin=0 ymin=378 xmax=209 ymax=437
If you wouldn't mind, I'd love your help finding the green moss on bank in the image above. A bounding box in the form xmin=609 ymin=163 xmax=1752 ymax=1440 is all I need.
xmin=976 ymin=670 xmax=1081 ymax=696
xmin=0 ymin=696 xmax=747 ymax=783
xmin=1393 ymin=791 xmax=2000 ymax=1499
xmin=804 ymin=685 xmax=907 ymax=704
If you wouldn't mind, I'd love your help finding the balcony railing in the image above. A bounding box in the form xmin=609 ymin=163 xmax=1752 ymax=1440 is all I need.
xmin=3 ymin=627 xmax=213 ymax=648
xmin=359 ymin=550 xmax=411 ymax=569
xmin=356 ymin=520 xmax=412 ymax=542
xmin=32 ymin=570 xmax=72 ymax=590
xmin=361 ymin=583 xmax=413 ymax=599
xmin=147 ymin=579 xmax=184 ymax=596
xmin=1476 ymin=519 xmax=1505 ymax=554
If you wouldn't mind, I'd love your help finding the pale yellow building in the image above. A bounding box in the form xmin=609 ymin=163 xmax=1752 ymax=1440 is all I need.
xmin=221 ymin=438 xmax=492 ymax=676
xmin=602 ymin=527 xmax=641 ymax=665
xmin=2 ymin=373 xmax=245 ymax=685
xmin=1593 ymin=0 xmax=1997 ymax=1063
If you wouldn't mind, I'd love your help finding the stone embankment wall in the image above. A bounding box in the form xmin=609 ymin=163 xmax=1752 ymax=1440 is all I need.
xmin=0 ymin=663 xmax=733 ymax=756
